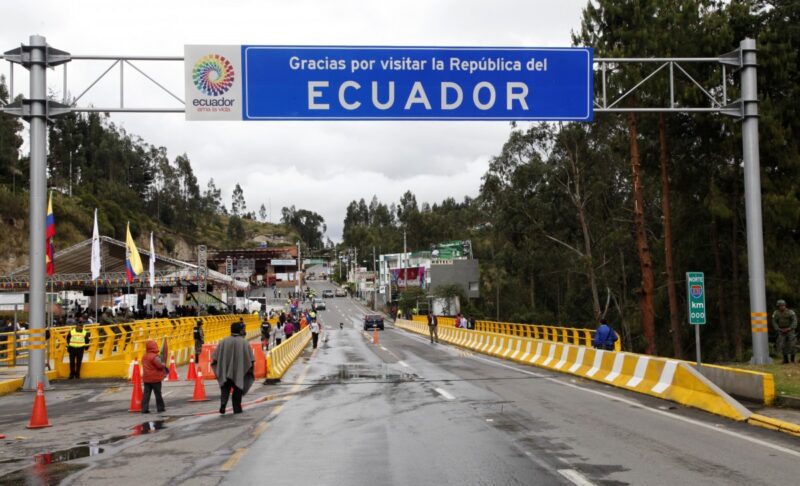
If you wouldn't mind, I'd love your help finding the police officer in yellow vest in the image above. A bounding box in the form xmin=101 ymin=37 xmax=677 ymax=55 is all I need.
xmin=67 ymin=321 xmax=90 ymax=379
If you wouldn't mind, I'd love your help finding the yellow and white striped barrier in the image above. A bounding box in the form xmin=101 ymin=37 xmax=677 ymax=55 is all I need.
xmin=398 ymin=320 xmax=751 ymax=421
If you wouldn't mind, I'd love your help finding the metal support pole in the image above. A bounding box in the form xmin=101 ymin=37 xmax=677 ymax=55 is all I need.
xmin=23 ymin=35 xmax=50 ymax=390
xmin=740 ymin=39 xmax=770 ymax=364
xmin=695 ymin=324 xmax=702 ymax=368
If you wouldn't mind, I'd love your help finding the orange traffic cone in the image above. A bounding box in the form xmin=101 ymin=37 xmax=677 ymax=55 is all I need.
xmin=186 ymin=357 xmax=197 ymax=381
xmin=129 ymin=377 xmax=143 ymax=412
xmin=188 ymin=371 xmax=209 ymax=402
xmin=167 ymin=354 xmax=179 ymax=381
xmin=373 ymin=326 xmax=379 ymax=345
xmin=130 ymin=358 xmax=141 ymax=384
xmin=27 ymin=382 xmax=52 ymax=429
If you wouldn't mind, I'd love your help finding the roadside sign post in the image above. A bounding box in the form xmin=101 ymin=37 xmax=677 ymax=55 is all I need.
xmin=686 ymin=272 xmax=706 ymax=367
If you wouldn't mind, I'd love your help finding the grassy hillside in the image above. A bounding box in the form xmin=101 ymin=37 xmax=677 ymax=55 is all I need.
xmin=0 ymin=187 xmax=297 ymax=274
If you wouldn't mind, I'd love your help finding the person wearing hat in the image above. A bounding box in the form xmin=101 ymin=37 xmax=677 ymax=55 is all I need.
xmin=211 ymin=321 xmax=255 ymax=414
xmin=772 ymin=299 xmax=797 ymax=364
xmin=66 ymin=321 xmax=90 ymax=379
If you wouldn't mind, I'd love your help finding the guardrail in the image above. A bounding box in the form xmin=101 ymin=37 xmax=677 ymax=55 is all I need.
xmin=397 ymin=319 xmax=753 ymax=421
xmin=411 ymin=315 xmax=622 ymax=352
xmin=1 ymin=314 xmax=260 ymax=377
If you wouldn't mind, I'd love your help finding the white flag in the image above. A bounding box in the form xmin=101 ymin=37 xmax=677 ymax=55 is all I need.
xmin=91 ymin=208 xmax=101 ymax=281
xmin=149 ymin=232 xmax=156 ymax=289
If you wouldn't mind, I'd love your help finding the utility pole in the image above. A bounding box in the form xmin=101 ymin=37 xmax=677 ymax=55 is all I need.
xmin=373 ymin=245 xmax=377 ymax=311
xmin=296 ymin=240 xmax=302 ymax=293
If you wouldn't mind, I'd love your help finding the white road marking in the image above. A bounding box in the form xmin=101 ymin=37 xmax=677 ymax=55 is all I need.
xmin=558 ymin=469 xmax=596 ymax=486
xmin=467 ymin=355 xmax=800 ymax=458
xmin=398 ymin=360 xmax=410 ymax=368
xmin=391 ymin=327 xmax=800 ymax=458
xmin=435 ymin=387 xmax=455 ymax=400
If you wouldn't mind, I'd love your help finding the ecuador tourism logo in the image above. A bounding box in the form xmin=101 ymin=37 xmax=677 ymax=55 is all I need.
xmin=192 ymin=54 xmax=235 ymax=96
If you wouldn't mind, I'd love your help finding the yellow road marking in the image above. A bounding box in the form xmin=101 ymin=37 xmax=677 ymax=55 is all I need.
xmin=219 ymin=448 xmax=247 ymax=471
xmin=251 ymin=420 xmax=269 ymax=437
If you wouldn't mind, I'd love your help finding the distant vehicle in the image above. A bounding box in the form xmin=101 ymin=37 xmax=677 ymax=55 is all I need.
xmin=313 ymin=298 xmax=326 ymax=310
xmin=363 ymin=314 xmax=384 ymax=331
xmin=335 ymin=289 xmax=347 ymax=297
xmin=322 ymin=289 xmax=335 ymax=298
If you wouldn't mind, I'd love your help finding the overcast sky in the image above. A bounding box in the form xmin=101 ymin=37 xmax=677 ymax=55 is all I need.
xmin=2 ymin=0 xmax=587 ymax=243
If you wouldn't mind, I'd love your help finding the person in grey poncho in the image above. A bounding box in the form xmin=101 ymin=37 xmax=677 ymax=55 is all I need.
xmin=211 ymin=321 xmax=255 ymax=414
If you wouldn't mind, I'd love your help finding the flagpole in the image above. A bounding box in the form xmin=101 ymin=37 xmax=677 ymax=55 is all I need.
xmin=95 ymin=280 xmax=98 ymax=323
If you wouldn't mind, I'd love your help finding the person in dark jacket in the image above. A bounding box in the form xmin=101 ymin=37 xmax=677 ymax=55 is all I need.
xmin=427 ymin=313 xmax=439 ymax=344
xmin=260 ymin=319 xmax=272 ymax=350
xmin=141 ymin=339 xmax=167 ymax=413
xmin=212 ymin=322 xmax=255 ymax=414
xmin=193 ymin=319 xmax=205 ymax=363
xmin=593 ymin=319 xmax=619 ymax=351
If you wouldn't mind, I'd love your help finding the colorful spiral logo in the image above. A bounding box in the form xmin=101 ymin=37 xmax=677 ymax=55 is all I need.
xmin=192 ymin=54 xmax=235 ymax=96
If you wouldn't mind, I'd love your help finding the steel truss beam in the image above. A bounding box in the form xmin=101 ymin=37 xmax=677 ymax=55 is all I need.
xmin=1 ymin=50 xmax=746 ymax=117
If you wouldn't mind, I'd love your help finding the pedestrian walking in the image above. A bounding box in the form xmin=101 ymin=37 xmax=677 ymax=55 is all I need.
xmin=275 ymin=322 xmax=285 ymax=346
xmin=284 ymin=320 xmax=295 ymax=340
xmin=141 ymin=339 xmax=167 ymax=414
xmin=67 ymin=321 xmax=90 ymax=379
xmin=428 ymin=313 xmax=439 ymax=344
xmin=592 ymin=318 xmax=619 ymax=351
xmin=211 ymin=321 xmax=255 ymax=415
xmin=772 ymin=300 xmax=797 ymax=364
xmin=193 ymin=319 xmax=205 ymax=363
xmin=310 ymin=317 xmax=321 ymax=349
xmin=260 ymin=319 xmax=272 ymax=351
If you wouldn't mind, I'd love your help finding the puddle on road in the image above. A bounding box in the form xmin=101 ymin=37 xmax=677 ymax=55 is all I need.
xmin=0 ymin=445 xmax=103 ymax=485
xmin=319 ymin=364 xmax=418 ymax=384
xmin=0 ymin=463 xmax=86 ymax=485
xmin=132 ymin=419 xmax=168 ymax=435
xmin=0 ymin=418 xmax=176 ymax=484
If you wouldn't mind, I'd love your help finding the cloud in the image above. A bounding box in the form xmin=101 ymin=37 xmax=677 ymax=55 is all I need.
xmin=2 ymin=0 xmax=586 ymax=243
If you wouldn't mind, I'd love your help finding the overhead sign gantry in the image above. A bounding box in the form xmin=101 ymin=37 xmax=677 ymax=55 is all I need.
xmin=183 ymin=45 xmax=593 ymax=121
xmin=0 ymin=36 xmax=771 ymax=390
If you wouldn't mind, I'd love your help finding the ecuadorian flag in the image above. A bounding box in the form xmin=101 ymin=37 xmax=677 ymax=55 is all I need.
xmin=125 ymin=223 xmax=144 ymax=283
xmin=46 ymin=193 xmax=55 ymax=276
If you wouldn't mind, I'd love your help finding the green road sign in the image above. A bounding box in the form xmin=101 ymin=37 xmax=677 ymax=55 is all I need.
xmin=686 ymin=272 xmax=706 ymax=325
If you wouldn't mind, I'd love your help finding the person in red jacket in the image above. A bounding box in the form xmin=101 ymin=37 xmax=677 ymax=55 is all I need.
xmin=141 ymin=339 xmax=167 ymax=414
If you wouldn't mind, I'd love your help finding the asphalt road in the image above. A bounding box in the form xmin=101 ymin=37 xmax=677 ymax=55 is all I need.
xmin=224 ymin=280 xmax=800 ymax=486
xmin=2 ymin=279 xmax=798 ymax=485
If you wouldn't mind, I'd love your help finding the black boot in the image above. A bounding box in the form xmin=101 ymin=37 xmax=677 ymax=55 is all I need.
xmin=783 ymin=354 xmax=790 ymax=364
xmin=792 ymin=354 xmax=796 ymax=364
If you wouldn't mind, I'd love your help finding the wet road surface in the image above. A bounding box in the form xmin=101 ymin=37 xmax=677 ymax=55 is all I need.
xmin=2 ymin=279 xmax=799 ymax=485
xmin=224 ymin=281 xmax=800 ymax=485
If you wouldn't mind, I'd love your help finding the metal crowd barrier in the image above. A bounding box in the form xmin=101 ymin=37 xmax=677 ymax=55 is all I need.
xmin=411 ymin=315 xmax=622 ymax=352
xmin=0 ymin=314 xmax=261 ymax=372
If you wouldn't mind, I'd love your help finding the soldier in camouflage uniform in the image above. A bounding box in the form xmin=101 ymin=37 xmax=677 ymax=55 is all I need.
xmin=772 ymin=299 xmax=797 ymax=364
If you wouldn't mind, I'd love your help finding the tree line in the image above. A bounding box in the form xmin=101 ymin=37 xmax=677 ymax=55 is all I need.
xmin=0 ymin=87 xmax=325 ymax=251
xmin=342 ymin=0 xmax=800 ymax=361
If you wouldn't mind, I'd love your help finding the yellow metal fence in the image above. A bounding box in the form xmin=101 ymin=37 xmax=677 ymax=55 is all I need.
xmin=411 ymin=315 xmax=621 ymax=352
xmin=1 ymin=314 xmax=260 ymax=377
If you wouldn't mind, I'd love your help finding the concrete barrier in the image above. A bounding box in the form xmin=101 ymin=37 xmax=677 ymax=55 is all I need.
xmin=396 ymin=319 xmax=752 ymax=421
xmin=689 ymin=363 xmax=775 ymax=406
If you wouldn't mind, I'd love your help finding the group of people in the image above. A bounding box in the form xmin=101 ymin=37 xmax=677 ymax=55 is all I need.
xmin=141 ymin=319 xmax=256 ymax=415
xmin=260 ymin=309 xmax=324 ymax=350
